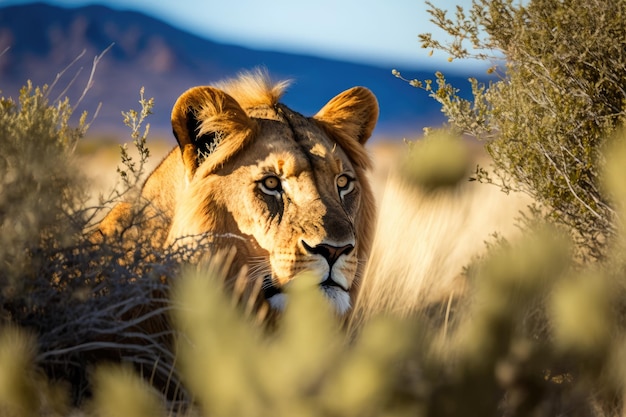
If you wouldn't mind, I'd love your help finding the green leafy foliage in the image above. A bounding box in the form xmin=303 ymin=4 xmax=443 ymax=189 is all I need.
xmin=4 ymin=30 xmax=626 ymax=414
xmin=0 ymin=81 xmax=182 ymax=414
xmin=118 ymin=87 xmax=153 ymax=189
xmin=396 ymin=0 xmax=626 ymax=261
xmin=172 ymin=270 xmax=418 ymax=417
xmin=0 ymin=82 xmax=88 ymax=306
xmin=400 ymin=130 xmax=471 ymax=190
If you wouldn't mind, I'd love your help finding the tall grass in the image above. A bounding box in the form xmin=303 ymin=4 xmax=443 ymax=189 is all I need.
xmin=2 ymin=77 xmax=626 ymax=416
xmin=352 ymin=166 xmax=528 ymax=328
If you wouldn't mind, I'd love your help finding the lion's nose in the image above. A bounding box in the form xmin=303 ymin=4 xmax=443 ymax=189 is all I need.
xmin=302 ymin=241 xmax=354 ymax=268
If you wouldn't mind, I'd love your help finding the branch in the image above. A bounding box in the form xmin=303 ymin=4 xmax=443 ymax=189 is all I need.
xmin=74 ymin=43 xmax=114 ymax=110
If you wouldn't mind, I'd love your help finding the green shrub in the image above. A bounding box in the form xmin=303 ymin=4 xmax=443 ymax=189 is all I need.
xmin=0 ymin=79 xmax=184 ymax=413
xmin=4 ymin=47 xmax=626 ymax=415
xmin=400 ymin=130 xmax=471 ymax=190
xmin=395 ymin=0 xmax=626 ymax=261
xmin=0 ymin=83 xmax=88 ymax=295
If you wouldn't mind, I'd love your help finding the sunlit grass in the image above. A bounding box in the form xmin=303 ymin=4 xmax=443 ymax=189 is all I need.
xmin=3 ymin=80 xmax=626 ymax=416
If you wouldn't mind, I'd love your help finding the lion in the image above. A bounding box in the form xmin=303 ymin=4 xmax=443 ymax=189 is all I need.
xmin=98 ymin=70 xmax=378 ymax=316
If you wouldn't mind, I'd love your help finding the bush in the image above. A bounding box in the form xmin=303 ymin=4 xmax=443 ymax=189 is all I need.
xmin=3 ymin=44 xmax=626 ymax=415
xmin=395 ymin=0 xmax=626 ymax=262
xmin=0 ymin=83 xmax=88 ymax=296
xmin=0 ymin=79 xmax=188 ymax=412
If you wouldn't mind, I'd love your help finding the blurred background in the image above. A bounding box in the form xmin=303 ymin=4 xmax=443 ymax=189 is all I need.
xmin=0 ymin=0 xmax=489 ymax=141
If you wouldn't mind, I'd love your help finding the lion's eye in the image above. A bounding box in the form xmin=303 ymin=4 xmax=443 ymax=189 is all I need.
xmin=259 ymin=175 xmax=282 ymax=196
xmin=337 ymin=174 xmax=355 ymax=198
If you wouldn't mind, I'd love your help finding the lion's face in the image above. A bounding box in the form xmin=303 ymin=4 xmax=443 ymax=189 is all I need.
xmin=213 ymin=118 xmax=364 ymax=314
xmin=166 ymin=73 xmax=378 ymax=315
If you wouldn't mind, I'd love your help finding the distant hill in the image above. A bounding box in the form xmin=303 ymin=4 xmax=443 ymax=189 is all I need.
xmin=0 ymin=2 xmax=479 ymax=140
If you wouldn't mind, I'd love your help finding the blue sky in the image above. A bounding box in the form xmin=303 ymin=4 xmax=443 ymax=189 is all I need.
xmin=1 ymin=0 xmax=487 ymax=70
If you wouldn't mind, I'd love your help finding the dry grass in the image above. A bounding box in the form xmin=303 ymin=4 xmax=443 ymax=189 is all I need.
xmin=79 ymin=136 xmax=530 ymax=329
xmin=5 ymin=128 xmax=624 ymax=416
xmin=75 ymin=136 xmax=173 ymax=210
xmin=3 ymin=70 xmax=625 ymax=415
xmin=350 ymin=140 xmax=530 ymax=328
xmin=81 ymin=137 xmax=530 ymax=310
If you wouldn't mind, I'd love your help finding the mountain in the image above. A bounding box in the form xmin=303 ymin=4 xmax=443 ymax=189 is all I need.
xmin=0 ymin=2 xmax=478 ymax=140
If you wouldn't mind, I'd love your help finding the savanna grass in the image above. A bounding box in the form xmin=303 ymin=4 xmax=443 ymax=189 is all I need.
xmin=3 ymin=67 xmax=626 ymax=417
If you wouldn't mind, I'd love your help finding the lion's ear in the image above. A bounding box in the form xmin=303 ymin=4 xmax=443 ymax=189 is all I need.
xmin=313 ymin=87 xmax=379 ymax=145
xmin=171 ymin=86 xmax=257 ymax=180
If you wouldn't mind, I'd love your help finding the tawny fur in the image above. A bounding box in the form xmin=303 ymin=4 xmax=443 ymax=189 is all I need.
xmin=99 ymin=70 xmax=378 ymax=315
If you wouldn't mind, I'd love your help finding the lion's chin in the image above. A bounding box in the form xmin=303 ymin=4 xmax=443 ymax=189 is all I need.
xmin=320 ymin=285 xmax=352 ymax=315
xmin=265 ymin=286 xmax=351 ymax=316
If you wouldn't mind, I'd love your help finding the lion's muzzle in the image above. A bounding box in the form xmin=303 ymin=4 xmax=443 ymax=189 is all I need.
xmin=263 ymin=240 xmax=356 ymax=315
xmin=301 ymin=240 xmax=354 ymax=290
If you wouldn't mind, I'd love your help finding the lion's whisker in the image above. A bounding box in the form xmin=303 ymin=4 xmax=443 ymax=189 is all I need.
xmin=96 ymin=69 xmax=376 ymax=321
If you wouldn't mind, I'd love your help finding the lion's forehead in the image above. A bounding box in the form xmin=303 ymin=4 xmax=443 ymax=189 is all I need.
xmin=246 ymin=120 xmax=351 ymax=180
